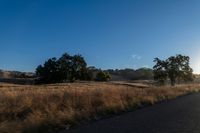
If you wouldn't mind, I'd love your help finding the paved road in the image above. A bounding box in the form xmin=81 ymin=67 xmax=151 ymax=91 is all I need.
xmin=60 ymin=93 xmax=200 ymax=133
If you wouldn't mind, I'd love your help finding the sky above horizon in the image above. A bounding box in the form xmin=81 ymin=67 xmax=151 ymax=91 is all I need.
xmin=1 ymin=0 xmax=200 ymax=73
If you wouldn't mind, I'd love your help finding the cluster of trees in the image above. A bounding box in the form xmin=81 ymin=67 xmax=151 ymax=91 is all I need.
xmin=36 ymin=53 xmax=111 ymax=83
xmin=153 ymin=54 xmax=193 ymax=86
xmin=36 ymin=53 xmax=90 ymax=83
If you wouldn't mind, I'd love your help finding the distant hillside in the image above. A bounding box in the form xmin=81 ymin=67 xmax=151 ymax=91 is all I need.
xmin=0 ymin=70 xmax=35 ymax=84
xmin=107 ymin=68 xmax=154 ymax=81
xmin=0 ymin=70 xmax=35 ymax=79
xmin=88 ymin=67 xmax=154 ymax=81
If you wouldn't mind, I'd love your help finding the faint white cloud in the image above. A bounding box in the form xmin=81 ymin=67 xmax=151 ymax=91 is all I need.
xmin=95 ymin=55 xmax=100 ymax=59
xmin=131 ymin=54 xmax=141 ymax=60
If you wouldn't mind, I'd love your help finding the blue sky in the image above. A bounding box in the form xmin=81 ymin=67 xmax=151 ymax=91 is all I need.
xmin=1 ymin=0 xmax=200 ymax=73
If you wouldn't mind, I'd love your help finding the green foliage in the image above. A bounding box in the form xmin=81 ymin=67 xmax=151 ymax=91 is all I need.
xmin=95 ymin=71 xmax=111 ymax=81
xmin=153 ymin=54 xmax=193 ymax=86
xmin=36 ymin=53 xmax=88 ymax=83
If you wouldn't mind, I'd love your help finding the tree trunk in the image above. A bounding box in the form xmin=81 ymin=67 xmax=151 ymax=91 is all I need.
xmin=170 ymin=78 xmax=175 ymax=86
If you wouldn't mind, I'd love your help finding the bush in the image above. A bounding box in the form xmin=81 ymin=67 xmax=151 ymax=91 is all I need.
xmin=95 ymin=71 xmax=111 ymax=81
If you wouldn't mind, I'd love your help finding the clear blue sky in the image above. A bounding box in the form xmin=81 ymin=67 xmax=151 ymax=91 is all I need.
xmin=1 ymin=0 xmax=200 ymax=73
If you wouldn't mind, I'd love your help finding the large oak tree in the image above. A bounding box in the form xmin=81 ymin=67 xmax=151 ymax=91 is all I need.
xmin=153 ymin=54 xmax=193 ymax=86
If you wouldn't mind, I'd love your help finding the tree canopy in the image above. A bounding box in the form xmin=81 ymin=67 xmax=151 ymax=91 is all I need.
xmin=36 ymin=53 xmax=89 ymax=83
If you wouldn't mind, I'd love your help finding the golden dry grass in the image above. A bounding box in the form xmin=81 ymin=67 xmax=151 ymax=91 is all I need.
xmin=0 ymin=82 xmax=200 ymax=133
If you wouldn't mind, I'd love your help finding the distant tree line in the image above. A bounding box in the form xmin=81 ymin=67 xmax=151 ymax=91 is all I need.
xmin=153 ymin=54 xmax=194 ymax=86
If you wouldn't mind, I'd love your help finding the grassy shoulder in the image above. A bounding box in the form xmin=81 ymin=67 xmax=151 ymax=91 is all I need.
xmin=0 ymin=82 xmax=200 ymax=133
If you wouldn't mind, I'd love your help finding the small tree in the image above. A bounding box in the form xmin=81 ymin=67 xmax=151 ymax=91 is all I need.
xmin=95 ymin=71 xmax=111 ymax=81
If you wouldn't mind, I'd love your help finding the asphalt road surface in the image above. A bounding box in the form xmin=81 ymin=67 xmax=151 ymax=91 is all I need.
xmin=60 ymin=93 xmax=200 ymax=133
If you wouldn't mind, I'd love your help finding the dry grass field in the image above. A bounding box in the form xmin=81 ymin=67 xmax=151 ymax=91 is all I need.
xmin=0 ymin=82 xmax=200 ymax=133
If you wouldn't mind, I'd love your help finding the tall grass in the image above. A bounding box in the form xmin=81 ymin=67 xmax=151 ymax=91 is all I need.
xmin=0 ymin=82 xmax=200 ymax=133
